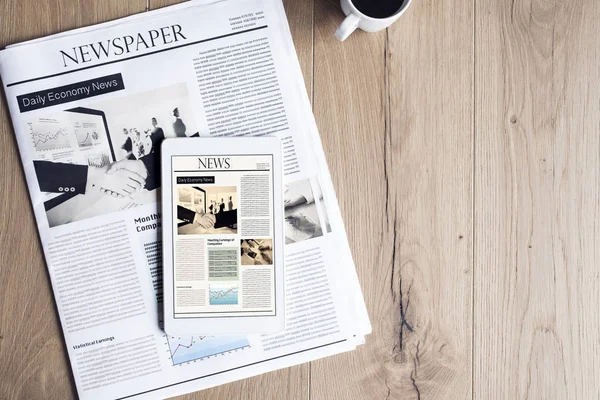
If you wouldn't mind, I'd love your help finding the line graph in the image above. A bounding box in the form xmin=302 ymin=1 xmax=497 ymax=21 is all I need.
xmin=29 ymin=121 xmax=71 ymax=152
xmin=209 ymin=284 xmax=239 ymax=305
xmin=166 ymin=335 xmax=250 ymax=365
xmin=171 ymin=336 xmax=206 ymax=355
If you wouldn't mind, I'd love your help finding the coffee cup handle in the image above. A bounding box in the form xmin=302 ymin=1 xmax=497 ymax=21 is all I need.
xmin=335 ymin=13 xmax=360 ymax=41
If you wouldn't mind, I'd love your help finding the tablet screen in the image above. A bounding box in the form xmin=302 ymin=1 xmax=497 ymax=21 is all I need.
xmin=170 ymin=154 xmax=277 ymax=319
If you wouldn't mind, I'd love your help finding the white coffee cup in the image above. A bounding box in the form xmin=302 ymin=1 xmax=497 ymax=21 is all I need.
xmin=334 ymin=0 xmax=413 ymax=41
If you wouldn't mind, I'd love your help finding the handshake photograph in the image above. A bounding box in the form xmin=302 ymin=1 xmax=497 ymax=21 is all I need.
xmin=176 ymin=186 xmax=238 ymax=235
xmin=30 ymin=83 xmax=197 ymax=227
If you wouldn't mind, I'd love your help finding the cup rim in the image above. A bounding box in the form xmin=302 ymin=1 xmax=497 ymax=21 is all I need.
xmin=347 ymin=0 xmax=412 ymax=21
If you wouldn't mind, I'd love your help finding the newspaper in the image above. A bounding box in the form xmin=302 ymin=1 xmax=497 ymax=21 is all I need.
xmin=0 ymin=0 xmax=371 ymax=399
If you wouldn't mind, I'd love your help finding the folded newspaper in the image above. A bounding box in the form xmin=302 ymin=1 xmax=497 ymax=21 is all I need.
xmin=0 ymin=0 xmax=371 ymax=399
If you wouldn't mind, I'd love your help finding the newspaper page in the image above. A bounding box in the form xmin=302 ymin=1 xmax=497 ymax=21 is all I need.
xmin=172 ymin=154 xmax=277 ymax=318
xmin=0 ymin=0 xmax=371 ymax=399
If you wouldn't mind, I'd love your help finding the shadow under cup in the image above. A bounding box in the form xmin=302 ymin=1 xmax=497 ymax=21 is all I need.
xmin=351 ymin=0 xmax=408 ymax=19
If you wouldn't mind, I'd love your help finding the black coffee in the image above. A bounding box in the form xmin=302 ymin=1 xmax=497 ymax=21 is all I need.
xmin=352 ymin=0 xmax=406 ymax=19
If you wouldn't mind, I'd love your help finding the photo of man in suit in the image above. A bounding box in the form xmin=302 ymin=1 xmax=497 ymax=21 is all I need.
xmin=172 ymin=108 xmax=187 ymax=137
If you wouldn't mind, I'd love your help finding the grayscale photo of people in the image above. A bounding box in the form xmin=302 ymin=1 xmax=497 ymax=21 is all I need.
xmin=29 ymin=83 xmax=197 ymax=227
xmin=177 ymin=186 xmax=238 ymax=235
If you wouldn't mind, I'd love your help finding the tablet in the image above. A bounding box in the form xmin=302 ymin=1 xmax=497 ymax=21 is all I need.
xmin=161 ymin=137 xmax=285 ymax=335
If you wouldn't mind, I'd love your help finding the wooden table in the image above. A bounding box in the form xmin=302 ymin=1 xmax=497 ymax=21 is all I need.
xmin=1 ymin=0 xmax=599 ymax=398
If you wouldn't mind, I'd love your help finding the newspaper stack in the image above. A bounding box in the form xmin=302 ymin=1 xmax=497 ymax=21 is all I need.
xmin=0 ymin=1 xmax=371 ymax=399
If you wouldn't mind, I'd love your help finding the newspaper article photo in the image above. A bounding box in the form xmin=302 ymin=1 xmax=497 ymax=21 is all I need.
xmin=284 ymin=178 xmax=324 ymax=243
xmin=31 ymin=83 xmax=196 ymax=227
xmin=241 ymin=239 xmax=273 ymax=265
xmin=177 ymin=186 xmax=238 ymax=235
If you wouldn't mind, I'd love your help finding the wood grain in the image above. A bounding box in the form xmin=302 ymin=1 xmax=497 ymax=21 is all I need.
xmin=310 ymin=0 xmax=473 ymax=398
xmin=474 ymin=0 xmax=600 ymax=398
xmin=385 ymin=0 xmax=474 ymax=397
xmin=2 ymin=0 xmax=600 ymax=398
xmin=310 ymin=0 xmax=389 ymax=399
